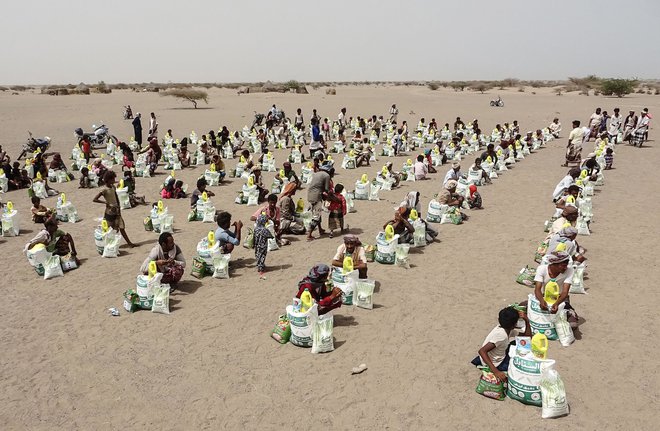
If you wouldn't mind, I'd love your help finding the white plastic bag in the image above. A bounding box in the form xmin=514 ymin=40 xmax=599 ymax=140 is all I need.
xmin=576 ymin=217 xmax=590 ymax=236
xmin=368 ymin=183 xmax=381 ymax=201
xmin=311 ymin=314 xmax=334 ymax=354
xmin=151 ymin=283 xmax=171 ymax=314
xmin=540 ymin=364 xmax=569 ymax=419
xmin=555 ymin=309 xmax=575 ymax=347
xmin=212 ymin=254 xmax=231 ymax=279
xmin=355 ymin=279 xmax=375 ymax=309
xmin=354 ymin=181 xmax=370 ymax=200
xmin=267 ymin=237 xmax=279 ymax=251
xmin=2 ymin=210 xmax=20 ymax=236
xmin=395 ymin=244 xmax=410 ymax=269
xmin=43 ymin=255 xmax=63 ymax=280
xmin=102 ymin=231 xmax=120 ymax=258
xmin=202 ymin=206 xmax=216 ymax=223
xmin=569 ymin=263 xmax=586 ymax=294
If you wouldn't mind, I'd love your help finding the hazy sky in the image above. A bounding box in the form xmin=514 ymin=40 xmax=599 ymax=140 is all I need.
xmin=2 ymin=0 xmax=659 ymax=85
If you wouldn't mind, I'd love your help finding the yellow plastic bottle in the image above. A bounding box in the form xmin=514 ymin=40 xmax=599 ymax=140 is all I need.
xmin=409 ymin=209 xmax=418 ymax=220
xmin=247 ymin=176 xmax=255 ymax=187
xmin=0 ymin=168 xmax=4 ymax=176
xmin=240 ymin=155 xmax=246 ymax=163
xmin=566 ymin=195 xmax=575 ymax=204
xmin=342 ymin=256 xmax=354 ymax=274
xmin=36 ymin=172 xmax=42 ymax=181
xmin=101 ymin=219 xmax=109 ymax=232
xmin=148 ymin=261 xmax=158 ymax=279
xmin=554 ymin=242 xmax=567 ymax=252
xmin=407 ymin=158 xmax=412 ymax=166
xmin=381 ymin=166 xmax=388 ymax=176
xmin=531 ymin=333 xmax=548 ymax=359
xmin=360 ymin=174 xmax=368 ymax=184
xmin=296 ymin=198 xmax=304 ymax=213
xmin=543 ymin=280 xmax=560 ymax=305
xmin=170 ymin=170 xmax=175 ymax=178
xmin=349 ymin=150 xmax=355 ymax=157
xmin=118 ymin=179 xmax=125 ymax=189
xmin=300 ymin=288 xmax=313 ymax=313
xmin=202 ymin=191 xmax=208 ymax=202
xmin=6 ymin=201 xmax=14 ymax=211
xmin=210 ymin=163 xmax=216 ymax=172
xmin=580 ymin=169 xmax=588 ymax=179
xmin=207 ymin=231 xmax=215 ymax=247
xmin=486 ymin=156 xmax=492 ymax=164
xmin=157 ymin=200 xmax=165 ymax=214
xmin=60 ymin=193 xmax=66 ymax=204
xmin=279 ymin=169 xmax=285 ymax=178
xmin=385 ymin=224 xmax=395 ymax=241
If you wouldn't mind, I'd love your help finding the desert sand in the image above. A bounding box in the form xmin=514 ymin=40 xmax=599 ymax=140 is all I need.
xmin=1 ymin=85 xmax=659 ymax=430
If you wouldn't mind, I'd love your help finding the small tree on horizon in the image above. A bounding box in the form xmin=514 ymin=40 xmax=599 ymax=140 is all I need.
xmin=160 ymin=89 xmax=209 ymax=108
xmin=600 ymin=79 xmax=638 ymax=98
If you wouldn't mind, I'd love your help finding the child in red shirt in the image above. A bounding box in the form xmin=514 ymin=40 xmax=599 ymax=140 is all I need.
xmin=327 ymin=183 xmax=347 ymax=238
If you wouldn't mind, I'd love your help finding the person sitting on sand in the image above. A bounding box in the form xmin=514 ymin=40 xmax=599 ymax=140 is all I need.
xmin=178 ymin=142 xmax=191 ymax=168
xmin=278 ymin=183 xmax=306 ymax=235
xmin=471 ymin=306 xmax=531 ymax=382
xmin=438 ymin=179 xmax=464 ymax=208
xmin=480 ymin=143 xmax=498 ymax=165
xmin=331 ymin=235 xmax=368 ymax=279
xmin=413 ymin=154 xmax=428 ymax=181
xmin=190 ymin=178 xmax=215 ymax=209
xmin=555 ymin=185 xmax=581 ymax=212
xmin=24 ymin=217 xmax=79 ymax=261
xmin=443 ymin=161 xmax=462 ymax=186
xmin=215 ymin=211 xmax=243 ymax=254
xmin=249 ymin=165 xmax=269 ymax=203
xmin=209 ymin=154 xmax=226 ymax=182
xmin=122 ymin=170 xmax=146 ymax=207
xmin=534 ymin=251 xmax=578 ymax=327
xmin=90 ymin=158 xmax=108 ymax=181
xmin=355 ymin=138 xmax=372 ymax=168
xmin=549 ymin=118 xmax=562 ymax=138
xmin=469 ymin=157 xmax=491 ymax=184
xmin=467 ymin=185 xmax=483 ymax=209
xmin=546 ymin=226 xmax=586 ymax=263
xmin=380 ymin=161 xmax=401 ymax=187
xmin=552 ymin=167 xmax=581 ymax=202
xmin=140 ymin=232 xmax=186 ymax=285
xmin=384 ymin=208 xmax=416 ymax=244
xmin=550 ymin=205 xmax=579 ymax=235
xmin=399 ymin=191 xmax=438 ymax=242
xmin=295 ymin=264 xmax=343 ymax=315
xmin=31 ymin=196 xmax=52 ymax=223
xmin=281 ymin=162 xmax=301 ymax=189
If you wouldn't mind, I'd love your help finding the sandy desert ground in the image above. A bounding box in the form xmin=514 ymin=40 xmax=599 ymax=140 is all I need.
xmin=1 ymin=85 xmax=659 ymax=430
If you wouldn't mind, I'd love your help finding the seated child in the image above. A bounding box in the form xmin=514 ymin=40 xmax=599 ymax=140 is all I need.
xmin=31 ymin=196 xmax=52 ymax=223
xmin=79 ymin=167 xmax=91 ymax=188
xmin=467 ymin=184 xmax=483 ymax=209
xmin=173 ymin=180 xmax=186 ymax=199
xmin=123 ymin=171 xmax=146 ymax=206
xmin=161 ymin=179 xmax=174 ymax=199
xmin=471 ymin=306 xmax=530 ymax=383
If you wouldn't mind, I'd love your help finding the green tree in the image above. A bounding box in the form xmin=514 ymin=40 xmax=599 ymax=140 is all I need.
xmin=160 ymin=89 xmax=209 ymax=108
xmin=600 ymin=79 xmax=638 ymax=97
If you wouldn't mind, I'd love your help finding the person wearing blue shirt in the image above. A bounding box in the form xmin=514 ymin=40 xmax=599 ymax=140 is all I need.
xmin=215 ymin=211 xmax=243 ymax=253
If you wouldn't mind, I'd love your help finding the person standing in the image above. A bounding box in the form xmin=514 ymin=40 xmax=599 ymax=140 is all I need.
xmin=588 ymin=107 xmax=602 ymax=140
xmin=306 ymin=165 xmax=333 ymax=241
xmin=149 ymin=112 xmax=158 ymax=139
xmin=93 ymin=171 xmax=136 ymax=247
xmin=389 ymin=104 xmax=399 ymax=123
xmin=338 ymin=107 xmax=347 ymax=139
xmin=294 ymin=108 xmax=304 ymax=130
xmin=132 ymin=112 xmax=143 ymax=149
xmin=622 ymin=110 xmax=638 ymax=143
xmin=608 ymin=108 xmax=623 ymax=144
xmin=564 ymin=121 xmax=584 ymax=167
xmin=632 ymin=109 xmax=650 ymax=147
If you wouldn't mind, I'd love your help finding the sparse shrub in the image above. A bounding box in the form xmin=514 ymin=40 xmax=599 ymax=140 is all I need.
xmin=160 ymin=88 xmax=209 ymax=108
xmin=600 ymin=79 xmax=637 ymax=97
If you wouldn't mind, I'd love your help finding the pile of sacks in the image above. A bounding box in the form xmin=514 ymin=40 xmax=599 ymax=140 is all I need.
xmin=190 ymin=231 xmax=231 ymax=279
xmin=123 ymin=264 xmax=170 ymax=314
xmin=93 ymin=220 xmax=120 ymax=258
xmin=270 ymin=262 xmax=376 ymax=354
xmin=25 ymin=243 xmax=78 ymax=279
xmin=144 ymin=201 xmax=174 ymax=234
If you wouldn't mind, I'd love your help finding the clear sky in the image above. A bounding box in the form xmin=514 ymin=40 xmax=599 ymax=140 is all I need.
xmin=1 ymin=0 xmax=659 ymax=85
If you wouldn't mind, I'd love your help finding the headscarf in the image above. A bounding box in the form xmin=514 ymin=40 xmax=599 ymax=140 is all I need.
xmin=561 ymin=206 xmax=578 ymax=217
xmin=399 ymin=191 xmax=420 ymax=213
xmin=256 ymin=213 xmax=268 ymax=227
xmin=308 ymin=263 xmax=330 ymax=280
xmin=469 ymin=184 xmax=477 ymax=198
xmin=280 ymin=182 xmax=297 ymax=198
xmin=445 ymin=180 xmax=458 ymax=190
xmin=546 ymin=251 xmax=570 ymax=265
xmin=451 ymin=161 xmax=461 ymax=169
xmin=558 ymin=226 xmax=578 ymax=238
xmin=343 ymin=234 xmax=361 ymax=246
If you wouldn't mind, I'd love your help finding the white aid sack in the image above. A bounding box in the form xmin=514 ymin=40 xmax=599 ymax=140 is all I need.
xmin=426 ymin=200 xmax=446 ymax=223
xmin=2 ymin=210 xmax=20 ymax=236
xmin=507 ymin=345 xmax=554 ymax=406
xmin=43 ymin=255 xmax=64 ymax=280
xmin=311 ymin=314 xmax=334 ymax=354
xmin=151 ymin=283 xmax=171 ymax=314
xmin=355 ymin=279 xmax=375 ymax=310
xmin=569 ymin=263 xmax=586 ymax=294
xmin=540 ymin=364 xmax=570 ymax=419
xmin=555 ymin=309 xmax=575 ymax=347
xmin=527 ymin=293 xmax=564 ymax=341
xmin=102 ymin=230 xmax=120 ymax=258
xmin=395 ymin=244 xmax=410 ymax=269
xmin=212 ymin=254 xmax=231 ymax=279
xmin=286 ymin=303 xmax=318 ymax=347
xmin=375 ymin=232 xmax=399 ymax=264
xmin=368 ymin=183 xmax=381 ymax=201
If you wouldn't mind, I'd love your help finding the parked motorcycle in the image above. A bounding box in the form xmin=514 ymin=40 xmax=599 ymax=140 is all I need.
xmin=17 ymin=131 xmax=51 ymax=160
xmin=490 ymin=96 xmax=504 ymax=107
xmin=123 ymin=105 xmax=133 ymax=120
xmin=74 ymin=123 xmax=117 ymax=149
